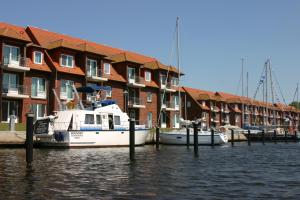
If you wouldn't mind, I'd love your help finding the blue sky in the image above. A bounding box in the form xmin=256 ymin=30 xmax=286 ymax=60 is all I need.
xmin=2 ymin=0 xmax=300 ymax=103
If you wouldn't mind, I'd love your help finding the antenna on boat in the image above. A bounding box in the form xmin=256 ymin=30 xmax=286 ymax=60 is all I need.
xmin=72 ymin=84 xmax=84 ymax=110
xmin=52 ymin=89 xmax=62 ymax=111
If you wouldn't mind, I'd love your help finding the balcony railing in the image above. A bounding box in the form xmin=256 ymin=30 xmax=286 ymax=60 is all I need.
xmin=86 ymin=69 xmax=108 ymax=81
xmin=160 ymin=81 xmax=177 ymax=92
xmin=211 ymin=106 xmax=220 ymax=112
xmin=128 ymin=76 xmax=145 ymax=87
xmin=2 ymin=57 xmax=30 ymax=72
xmin=128 ymin=97 xmax=145 ymax=108
xmin=2 ymin=84 xmax=29 ymax=98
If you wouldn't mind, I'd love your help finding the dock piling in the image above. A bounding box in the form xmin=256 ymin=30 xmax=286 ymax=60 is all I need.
xmin=26 ymin=113 xmax=34 ymax=166
xmin=186 ymin=127 xmax=190 ymax=148
xmin=273 ymin=130 xmax=277 ymax=144
xmin=247 ymin=130 xmax=251 ymax=146
xmin=295 ymin=131 xmax=297 ymax=142
xmin=211 ymin=129 xmax=215 ymax=147
xmin=285 ymin=130 xmax=288 ymax=143
xmin=193 ymin=123 xmax=198 ymax=156
xmin=129 ymin=118 xmax=135 ymax=161
xmin=231 ymin=129 xmax=234 ymax=147
xmin=262 ymin=130 xmax=265 ymax=144
xmin=156 ymin=127 xmax=160 ymax=150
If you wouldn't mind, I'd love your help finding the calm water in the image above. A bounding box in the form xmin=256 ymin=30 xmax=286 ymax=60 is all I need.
xmin=1 ymin=142 xmax=300 ymax=200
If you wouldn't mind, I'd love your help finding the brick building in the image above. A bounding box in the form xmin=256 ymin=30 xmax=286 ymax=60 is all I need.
xmin=0 ymin=22 xmax=299 ymax=130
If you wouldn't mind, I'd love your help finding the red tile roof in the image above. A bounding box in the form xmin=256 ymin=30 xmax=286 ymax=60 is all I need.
xmin=0 ymin=22 xmax=31 ymax=42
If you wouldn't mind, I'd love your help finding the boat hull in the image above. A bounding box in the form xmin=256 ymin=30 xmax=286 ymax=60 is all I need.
xmin=35 ymin=129 xmax=149 ymax=147
xmin=159 ymin=131 xmax=228 ymax=145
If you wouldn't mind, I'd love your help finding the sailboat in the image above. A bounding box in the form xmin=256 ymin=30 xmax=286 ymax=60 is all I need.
xmin=159 ymin=17 xmax=228 ymax=145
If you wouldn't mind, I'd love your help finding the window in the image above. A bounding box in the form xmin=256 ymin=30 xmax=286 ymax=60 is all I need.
xmin=147 ymin=92 xmax=152 ymax=102
xmin=31 ymin=77 xmax=46 ymax=98
xmin=106 ymin=90 xmax=112 ymax=97
xmin=187 ymin=101 xmax=191 ymax=108
xmin=2 ymin=73 xmax=18 ymax=88
xmin=85 ymin=114 xmax=94 ymax=124
xmin=1 ymin=100 xmax=18 ymax=122
xmin=147 ymin=112 xmax=152 ymax=128
xmin=174 ymin=95 xmax=179 ymax=106
xmin=34 ymin=51 xmax=43 ymax=64
xmin=104 ymin=63 xmax=111 ymax=74
xmin=87 ymin=59 xmax=97 ymax=77
xmin=173 ymin=114 xmax=180 ymax=128
xmin=114 ymin=115 xmax=121 ymax=125
xmin=4 ymin=45 xmax=20 ymax=64
xmin=171 ymin=77 xmax=179 ymax=86
xmin=31 ymin=104 xmax=46 ymax=119
xmin=60 ymin=80 xmax=74 ymax=99
xmin=128 ymin=67 xmax=135 ymax=81
xmin=145 ymin=71 xmax=151 ymax=82
xmin=160 ymin=74 xmax=167 ymax=86
xmin=60 ymin=54 xmax=74 ymax=67
xmin=96 ymin=115 xmax=102 ymax=125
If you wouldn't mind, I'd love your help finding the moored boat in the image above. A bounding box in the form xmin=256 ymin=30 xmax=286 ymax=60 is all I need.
xmin=34 ymin=86 xmax=149 ymax=147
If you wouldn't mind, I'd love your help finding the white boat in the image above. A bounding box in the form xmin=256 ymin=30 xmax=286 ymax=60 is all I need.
xmin=34 ymin=86 xmax=149 ymax=147
xmin=160 ymin=128 xmax=228 ymax=145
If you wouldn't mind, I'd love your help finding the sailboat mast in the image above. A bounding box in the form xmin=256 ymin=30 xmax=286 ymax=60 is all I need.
xmin=241 ymin=58 xmax=244 ymax=127
xmin=268 ymin=59 xmax=276 ymax=125
xmin=176 ymin=17 xmax=182 ymax=118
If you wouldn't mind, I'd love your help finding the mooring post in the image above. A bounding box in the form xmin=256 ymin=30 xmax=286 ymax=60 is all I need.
xmin=211 ymin=128 xmax=215 ymax=147
xmin=285 ymin=130 xmax=288 ymax=143
xmin=26 ymin=113 xmax=34 ymax=165
xmin=273 ymin=130 xmax=277 ymax=144
xmin=193 ymin=123 xmax=198 ymax=156
xmin=295 ymin=131 xmax=297 ymax=142
xmin=156 ymin=127 xmax=160 ymax=150
xmin=129 ymin=118 xmax=135 ymax=161
xmin=262 ymin=130 xmax=265 ymax=145
xmin=247 ymin=129 xmax=251 ymax=146
xmin=186 ymin=127 xmax=190 ymax=148
xmin=231 ymin=129 xmax=234 ymax=147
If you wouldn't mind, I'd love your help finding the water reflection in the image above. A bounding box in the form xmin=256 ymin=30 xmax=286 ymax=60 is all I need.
xmin=0 ymin=143 xmax=300 ymax=199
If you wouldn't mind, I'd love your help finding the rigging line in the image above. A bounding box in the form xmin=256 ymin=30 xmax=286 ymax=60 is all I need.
xmin=292 ymin=85 xmax=297 ymax=103
xmin=272 ymin=69 xmax=287 ymax=105
xmin=253 ymin=63 xmax=266 ymax=99
xmin=268 ymin=60 xmax=275 ymax=104
xmin=157 ymin=19 xmax=178 ymax=126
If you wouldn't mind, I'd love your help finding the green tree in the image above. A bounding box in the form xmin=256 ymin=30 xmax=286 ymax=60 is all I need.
xmin=289 ymin=101 xmax=300 ymax=109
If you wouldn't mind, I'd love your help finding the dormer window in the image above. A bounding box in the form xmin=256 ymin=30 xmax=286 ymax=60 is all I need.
xmin=145 ymin=71 xmax=151 ymax=82
xmin=104 ymin=63 xmax=111 ymax=74
xmin=60 ymin=54 xmax=74 ymax=68
xmin=171 ymin=77 xmax=179 ymax=86
xmin=34 ymin=51 xmax=43 ymax=64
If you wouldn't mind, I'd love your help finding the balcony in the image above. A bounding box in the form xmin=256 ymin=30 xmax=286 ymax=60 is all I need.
xmin=128 ymin=97 xmax=145 ymax=108
xmin=221 ymin=107 xmax=230 ymax=113
xmin=2 ymin=84 xmax=29 ymax=99
xmin=160 ymin=82 xmax=177 ymax=92
xmin=223 ymin=118 xmax=230 ymax=124
xmin=127 ymin=76 xmax=145 ymax=88
xmin=1 ymin=57 xmax=30 ymax=72
xmin=86 ymin=69 xmax=108 ymax=82
xmin=165 ymin=101 xmax=180 ymax=111
xmin=210 ymin=106 xmax=220 ymax=112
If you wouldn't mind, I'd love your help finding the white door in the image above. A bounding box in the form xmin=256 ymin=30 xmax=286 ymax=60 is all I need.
xmin=128 ymin=67 xmax=135 ymax=83
xmin=4 ymin=45 xmax=20 ymax=65
xmin=147 ymin=112 xmax=152 ymax=128
xmin=161 ymin=111 xmax=167 ymax=128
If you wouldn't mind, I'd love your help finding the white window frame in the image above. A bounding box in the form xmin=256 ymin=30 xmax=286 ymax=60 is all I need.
xmin=106 ymin=90 xmax=112 ymax=98
xmin=145 ymin=71 xmax=151 ymax=82
xmin=4 ymin=45 xmax=20 ymax=65
xmin=31 ymin=104 xmax=46 ymax=120
xmin=86 ymin=58 xmax=97 ymax=77
xmin=31 ymin=77 xmax=46 ymax=99
xmin=147 ymin=92 xmax=152 ymax=102
xmin=104 ymin=63 xmax=111 ymax=75
xmin=60 ymin=54 xmax=74 ymax=68
xmin=33 ymin=51 xmax=43 ymax=64
xmin=60 ymin=80 xmax=74 ymax=100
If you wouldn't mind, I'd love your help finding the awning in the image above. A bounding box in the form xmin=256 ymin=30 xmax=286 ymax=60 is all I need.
xmin=76 ymin=84 xmax=112 ymax=93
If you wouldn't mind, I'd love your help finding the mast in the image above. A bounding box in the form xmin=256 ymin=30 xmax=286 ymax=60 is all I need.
xmin=265 ymin=59 xmax=268 ymax=127
xmin=241 ymin=58 xmax=245 ymax=127
xmin=268 ymin=59 xmax=275 ymax=126
xmin=176 ymin=17 xmax=182 ymax=118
